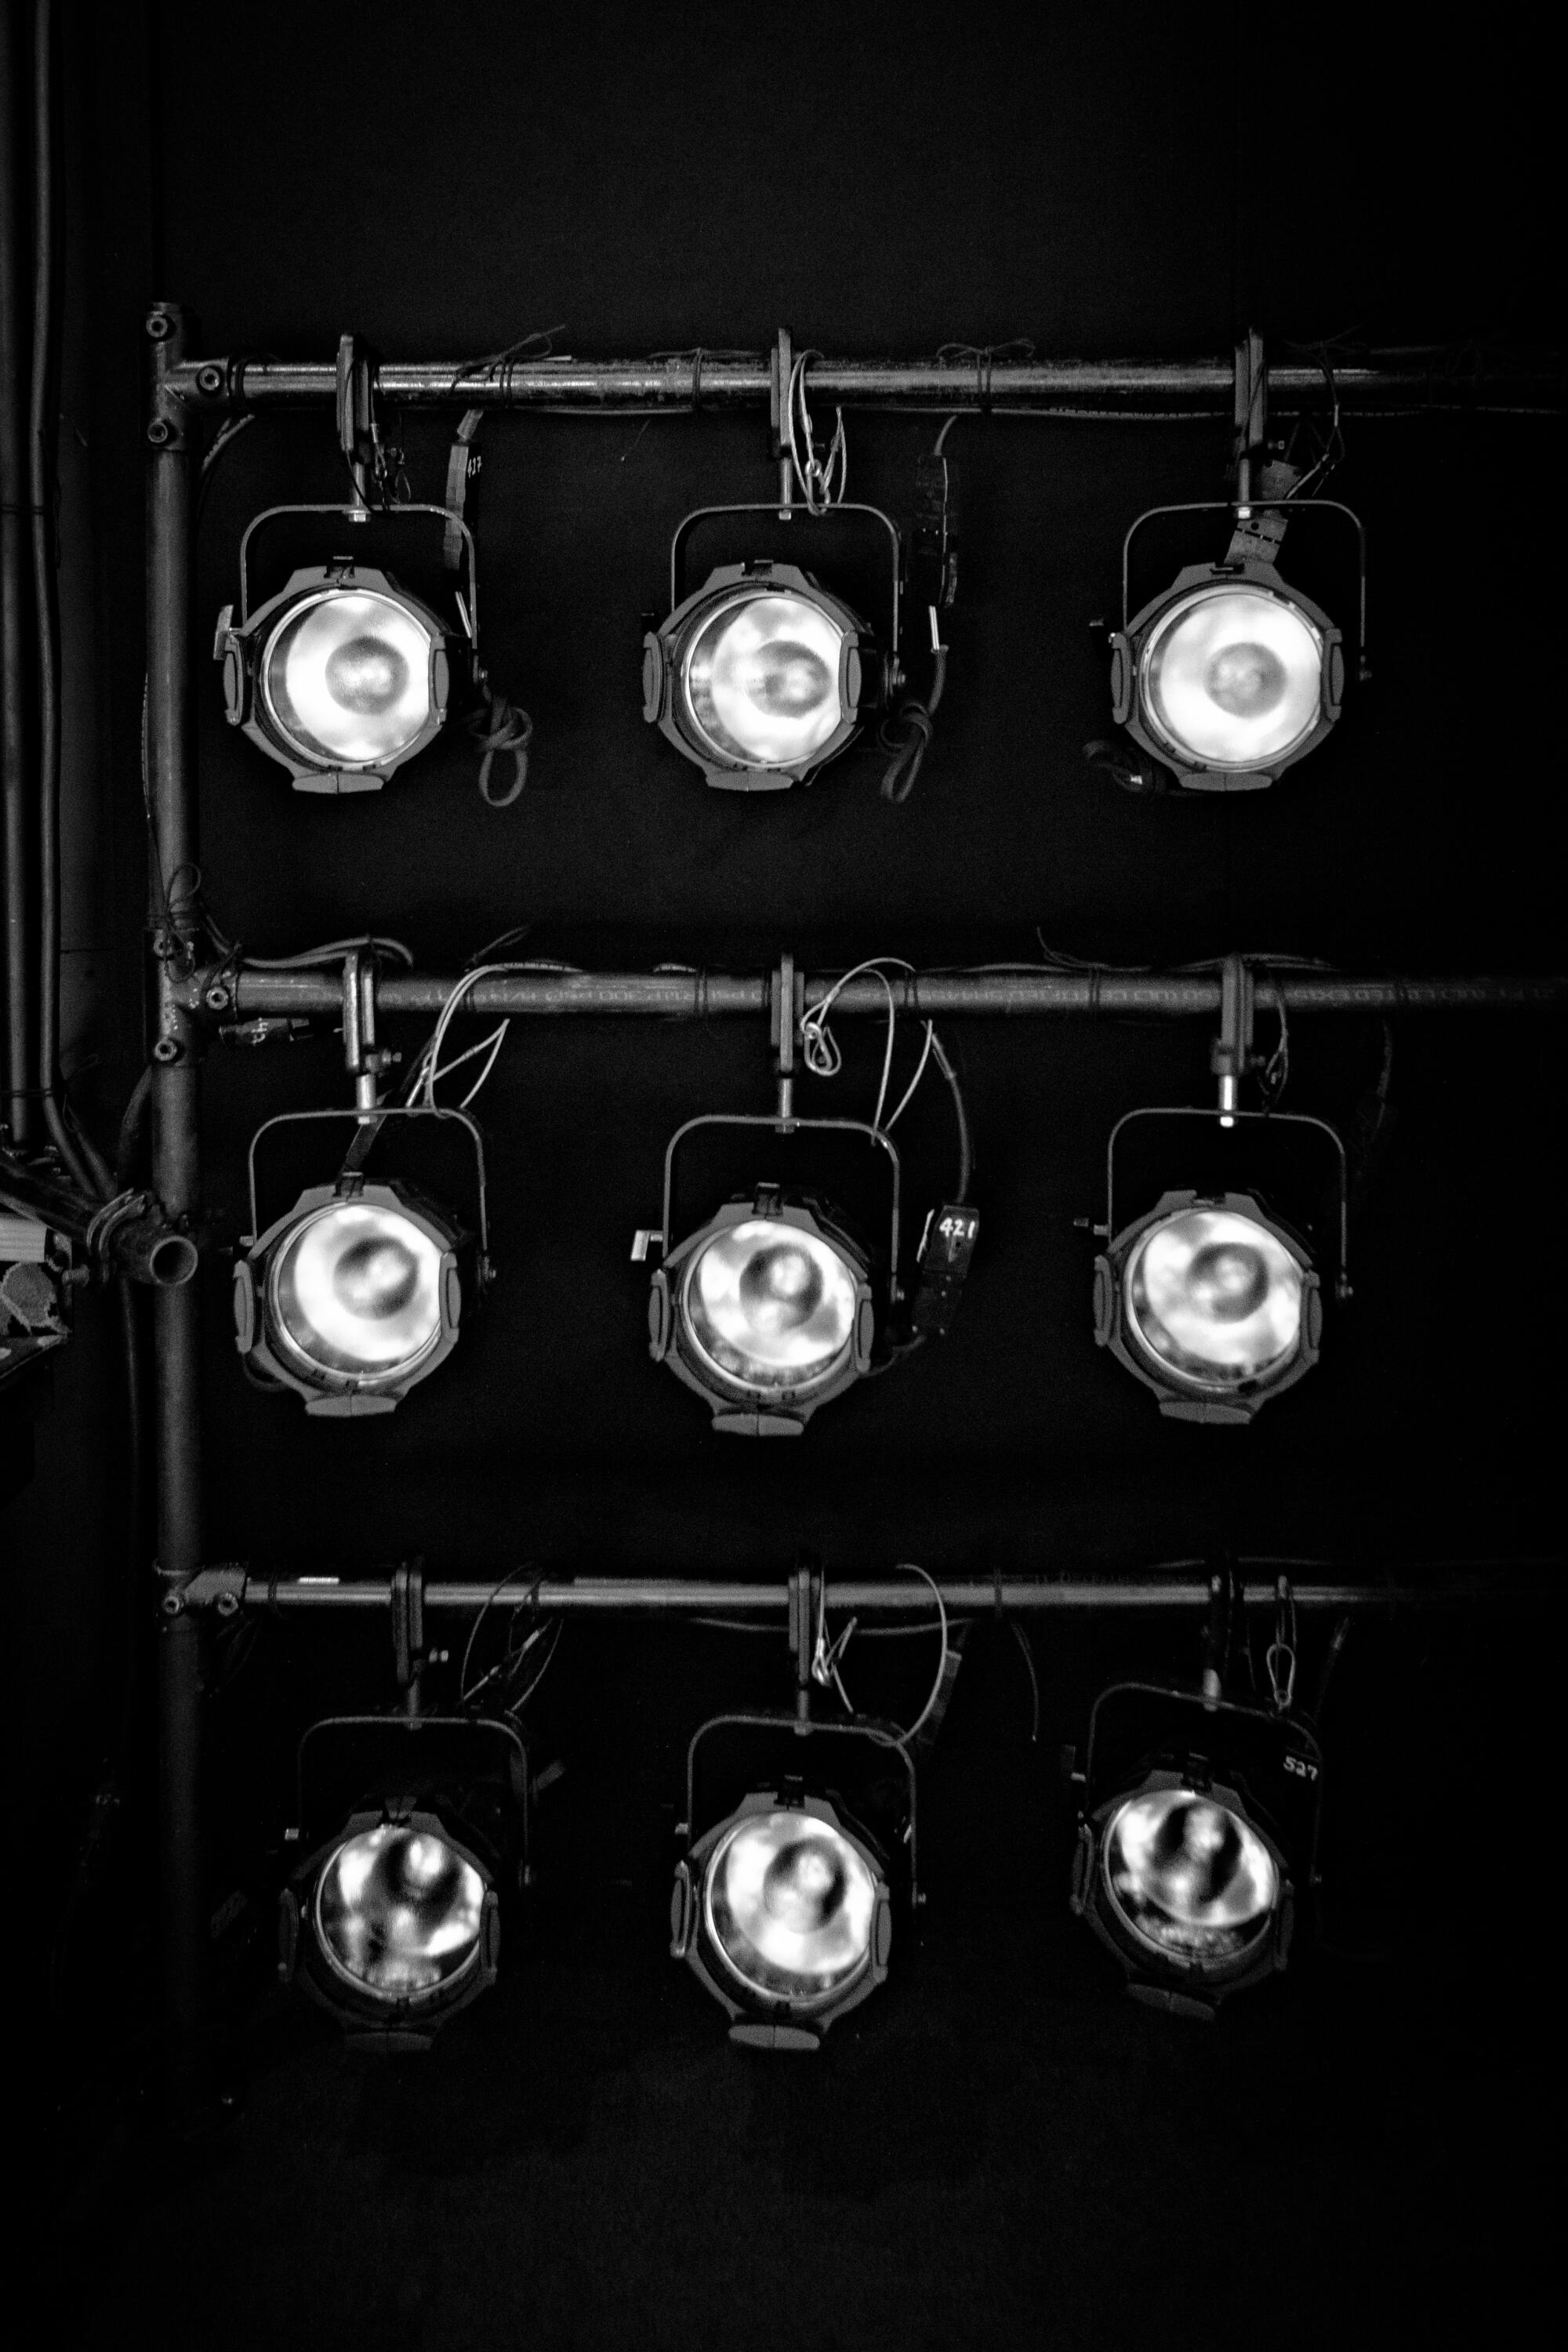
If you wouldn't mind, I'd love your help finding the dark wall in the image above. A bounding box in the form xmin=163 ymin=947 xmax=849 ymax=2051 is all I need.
xmin=5 ymin=4 xmax=1560 ymax=1855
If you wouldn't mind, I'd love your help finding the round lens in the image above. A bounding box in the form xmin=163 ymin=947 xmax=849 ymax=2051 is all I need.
xmin=1126 ymin=1205 xmax=1304 ymax=1392
xmin=1141 ymin=583 xmax=1324 ymax=768
xmin=270 ymin=1200 xmax=445 ymax=1381
xmin=314 ymin=1824 xmax=485 ymax=2002
xmin=681 ymin=1218 xmax=859 ymax=1397
xmin=705 ymin=1809 xmax=878 ymax=2005
xmin=1103 ymin=1787 xmax=1278 ymax=1965
xmin=682 ymin=590 xmax=848 ymax=768
xmin=263 ymin=588 xmax=435 ymax=768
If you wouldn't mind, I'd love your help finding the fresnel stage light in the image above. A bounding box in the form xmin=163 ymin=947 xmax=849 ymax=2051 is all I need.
xmin=279 ymin=1582 xmax=530 ymax=2050
xmin=1091 ymin=959 xmax=1349 ymax=1425
xmin=1104 ymin=332 xmax=1367 ymax=793
xmin=1069 ymin=1568 xmax=1323 ymax=2019
xmin=671 ymin=1575 xmax=916 ymax=2049
xmin=233 ymin=953 xmax=492 ymax=1416
xmin=640 ymin=961 xmax=977 ymax=1432
xmin=212 ymin=340 xmax=524 ymax=795
xmin=643 ymin=342 xmax=932 ymax=791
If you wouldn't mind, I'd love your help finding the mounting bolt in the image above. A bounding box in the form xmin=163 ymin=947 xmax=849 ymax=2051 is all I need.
xmin=195 ymin=363 xmax=224 ymax=397
xmin=204 ymin=984 xmax=232 ymax=1012
xmin=215 ymin=1591 xmax=241 ymax=1618
xmin=146 ymin=416 xmax=172 ymax=447
xmin=145 ymin=310 xmax=173 ymax=341
xmin=152 ymin=1036 xmax=180 ymax=1065
xmin=160 ymin=1590 xmax=184 ymax=1617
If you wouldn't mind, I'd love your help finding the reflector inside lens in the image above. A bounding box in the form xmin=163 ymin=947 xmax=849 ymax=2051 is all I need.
xmin=270 ymin=1200 xmax=445 ymax=1380
xmin=315 ymin=1824 xmax=485 ymax=2001
xmin=682 ymin=1218 xmax=858 ymax=1396
xmin=683 ymin=590 xmax=848 ymax=768
xmin=705 ymin=1809 xmax=877 ymax=2005
xmin=1126 ymin=1206 xmax=1303 ymax=1391
xmin=264 ymin=589 xmax=435 ymax=768
xmin=1142 ymin=584 xmax=1323 ymax=768
xmin=1104 ymin=1787 xmax=1278 ymax=1963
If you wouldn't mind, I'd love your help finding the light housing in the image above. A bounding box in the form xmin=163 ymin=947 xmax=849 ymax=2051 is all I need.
xmin=279 ymin=1714 xmax=527 ymax=2051
xmin=650 ymin=1187 xmax=876 ymax=1435
xmin=644 ymin=560 xmax=887 ymax=789
xmin=673 ymin=1786 xmax=894 ymax=2050
xmin=1070 ymin=1682 xmax=1322 ymax=2019
xmin=234 ymin=1176 xmax=462 ymax=1417
xmin=1110 ymin=557 xmax=1342 ymax=792
xmin=216 ymin=558 xmax=460 ymax=793
xmin=1095 ymin=1189 xmax=1319 ymax=1425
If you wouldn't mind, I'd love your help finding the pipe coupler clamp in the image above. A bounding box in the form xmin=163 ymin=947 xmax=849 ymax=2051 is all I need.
xmin=161 ymin=1563 xmax=248 ymax=1617
xmin=86 ymin=1189 xmax=200 ymax=1287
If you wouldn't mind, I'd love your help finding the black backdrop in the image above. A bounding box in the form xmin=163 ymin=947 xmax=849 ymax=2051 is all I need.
xmin=6 ymin=6 xmax=1563 ymax=2336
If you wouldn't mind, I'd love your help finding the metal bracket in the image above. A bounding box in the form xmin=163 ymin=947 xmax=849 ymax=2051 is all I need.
xmin=161 ymin=1562 xmax=248 ymax=1618
xmin=1232 ymin=326 xmax=1268 ymax=511
xmin=769 ymin=327 xmax=793 ymax=512
xmin=1105 ymin=1102 xmax=1352 ymax=1302
xmin=684 ymin=1705 xmax=920 ymax=1908
xmin=236 ymin=502 xmax=479 ymax=641
xmin=771 ymin=953 xmax=803 ymax=1120
xmin=1211 ymin=954 xmax=1254 ymax=1125
xmin=391 ymin=1560 xmax=426 ymax=1698
xmin=337 ymin=332 xmax=379 ymax=516
xmin=340 ymin=948 xmax=389 ymax=1118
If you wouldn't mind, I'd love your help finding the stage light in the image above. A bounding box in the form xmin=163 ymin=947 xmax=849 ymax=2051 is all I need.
xmin=1094 ymin=1189 xmax=1319 ymax=1425
xmin=216 ymin=561 xmax=459 ymax=793
xmin=644 ymin=561 xmax=887 ymax=789
xmin=213 ymin=487 xmax=495 ymax=793
xmin=1069 ymin=1672 xmax=1323 ymax=2019
xmin=235 ymin=1176 xmax=461 ymax=1416
xmin=673 ymin=1792 xmax=891 ymax=2048
xmin=671 ymin=1697 xmax=913 ymax=2049
xmin=1103 ymin=331 xmax=1367 ymax=793
xmin=1109 ymin=561 xmax=1342 ymax=792
xmin=280 ymin=1711 xmax=527 ymax=2050
xmin=651 ymin=1187 xmax=875 ymax=1434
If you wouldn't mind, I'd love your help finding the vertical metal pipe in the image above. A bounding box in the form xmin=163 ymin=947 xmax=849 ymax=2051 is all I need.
xmin=0 ymin=0 xmax=36 ymax=1143
xmin=146 ymin=299 xmax=207 ymax=2128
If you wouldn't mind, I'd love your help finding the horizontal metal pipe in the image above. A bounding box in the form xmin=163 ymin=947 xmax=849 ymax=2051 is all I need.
xmin=192 ymin=967 xmax=1568 ymax=1022
xmin=166 ymin=354 xmax=1567 ymax=416
xmin=230 ymin=1574 xmax=1559 ymax=1616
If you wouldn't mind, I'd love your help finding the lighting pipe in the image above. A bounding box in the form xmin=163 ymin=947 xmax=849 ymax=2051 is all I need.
xmin=181 ymin=965 xmax=1568 ymax=1023
xmin=146 ymin=301 xmax=208 ymax=2132
xmin=165 ymin=1570 xmax=1561 ymax=1620
xmin=160 ymin=353 xmax=1567 ymax=417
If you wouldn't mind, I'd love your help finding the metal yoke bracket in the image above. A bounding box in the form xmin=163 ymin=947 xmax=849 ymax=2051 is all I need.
xmin=769 ymin=327 xmax=793 ymax=514
xmin=1210 ymin=953 xmax=1255 ymax=1125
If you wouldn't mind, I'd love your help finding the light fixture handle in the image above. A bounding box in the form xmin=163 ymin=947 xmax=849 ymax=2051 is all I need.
xmin=236 ymin=500 xmax=479 ymax=642
xmin=245 ymin=1102 xmax=491 ymax=1269
xmin=668 ymin=499 xmax=902 ymax=657
xmin=1103 ymin=1101 xmax=1350 ymax=1301
xmin=683 ymin=1706 xmax=919 ymax=1908
xmin=1119 ymin=494 xmax=1367 ymax=673
xmin=659 ymin=1109 xmax=903 ymax=1286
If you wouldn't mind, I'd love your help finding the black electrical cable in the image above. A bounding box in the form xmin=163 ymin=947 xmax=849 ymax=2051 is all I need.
xmin=929 ymin=1029 xmax=972 ymax=1202
xmin=879 ymin=635 xmax=947 ymax=804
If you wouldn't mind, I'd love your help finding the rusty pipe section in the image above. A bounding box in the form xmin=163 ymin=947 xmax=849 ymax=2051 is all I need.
xmin=160 ymin=353 xmax=1567 ymax=416
xmin=168 ymin=1569 xmax=1561 ymax=1618
xmin=176 ymin=964 xmax=1568 ymax=1024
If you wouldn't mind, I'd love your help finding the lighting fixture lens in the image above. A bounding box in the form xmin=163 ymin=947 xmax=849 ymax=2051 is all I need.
xmin=705 ymin=1810 xmax=877 ymax=2006
xmin=1104 ymin=1788 xmax=1279 ymax=1962
xmin=1126 ymin=1206 xmax=1303 ymax=1392
xmin=270 ymin=1200 xmax=445 ymax=1380
xmin=263 ymin=588 xmax=435 ymax=768
xmin=683 ymin=1219 xmax=858 ymax=1396
xmin=1142 ymin=584 xmax=1323 ymax=768
xmin=683 ymin=590 xmax=847 ymax=769
xmin=314 ymin=1824 xmax=485 ymax=2002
